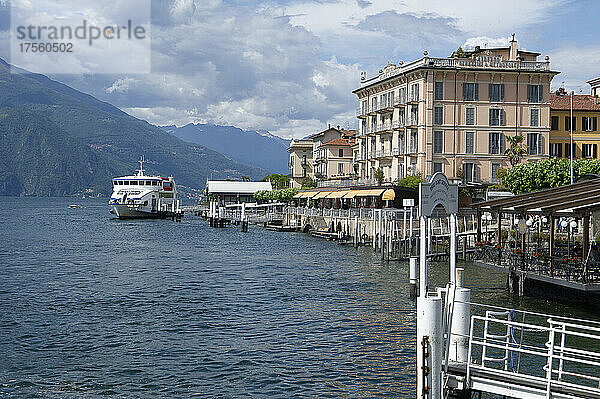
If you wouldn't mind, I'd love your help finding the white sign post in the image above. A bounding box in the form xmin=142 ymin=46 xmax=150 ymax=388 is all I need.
xmin=416 ymin=173 xmax=460 ymax=399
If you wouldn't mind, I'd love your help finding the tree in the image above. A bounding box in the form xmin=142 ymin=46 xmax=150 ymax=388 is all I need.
xmin=261 ymin=173 xmax=290 ymax=189
xmin=504 ymin=134 xmax=528 ymax=168
xmin=454 ymin=47 xmax=466 ymax=58
xmin=396 ymin=174 xmax=425 ymax=189
xmin=503 ymin=158 xmax=600 ymax=194
xmin=241 ymin=176 xmax=250 ymax=182
xmin=373 ymin=167 xmax=384 ymax=185
xmin=301 ymin=177 xmax=317 ymax=189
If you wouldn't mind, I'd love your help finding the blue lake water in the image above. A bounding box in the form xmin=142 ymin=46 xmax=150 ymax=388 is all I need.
xmin=0 ymin=197 xmax=593 ymax=398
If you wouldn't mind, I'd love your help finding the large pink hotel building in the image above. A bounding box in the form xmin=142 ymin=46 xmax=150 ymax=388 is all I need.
xmin=353 ymin=37 xmax=560 ymax=184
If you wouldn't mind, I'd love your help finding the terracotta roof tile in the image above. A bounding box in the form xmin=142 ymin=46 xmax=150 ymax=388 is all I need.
xmin=550 ymin=93 xmax=600 ymax=111
xmin=321 ymin=138 xmax=353 ymax=147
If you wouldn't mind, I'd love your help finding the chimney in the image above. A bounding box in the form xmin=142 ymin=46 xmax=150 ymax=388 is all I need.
xmin=328 ymin=123 xmax=331 ymax=129
xmin=509 ymin=33 xmax=518 ymax=61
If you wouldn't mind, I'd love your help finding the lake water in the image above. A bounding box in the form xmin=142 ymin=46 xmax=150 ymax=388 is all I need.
xmin=0 ymin=198 xmax=594 ymax=398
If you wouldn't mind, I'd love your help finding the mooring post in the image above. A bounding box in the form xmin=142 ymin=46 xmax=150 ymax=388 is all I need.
xmin=417 ymin=295 xmax=443 ymax=399
xmin=449 ymin=268 xmax=471 ymax=363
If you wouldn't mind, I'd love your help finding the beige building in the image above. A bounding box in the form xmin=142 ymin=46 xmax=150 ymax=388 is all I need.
xmin=288 ymin=126 xmax=356 ymax=188
xmin=288 ymin=139 xmax=313 ymax=188
xmin=353 ymin=36 xmax=559 ymax=184
xmin=317 ymin=137 xmax=355 ymax=179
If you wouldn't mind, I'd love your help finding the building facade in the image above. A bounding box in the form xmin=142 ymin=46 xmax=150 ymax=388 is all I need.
xmin=206 ymin=180 xmax=273 ymax=205
xmin=353 ymin=37 xmax=559 ymax=184
xmin=589 ymin=77 xmax=600 ymax=97
xmin=317 ymin=137 xmax=355 ymax=180
xmin=550 ymin=91 xmax=600 ymax=159
xmin=288 ymin=139 xmax=313 ymax=188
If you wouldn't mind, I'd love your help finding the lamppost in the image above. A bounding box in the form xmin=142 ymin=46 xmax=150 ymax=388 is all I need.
xmin=526 ymin=217 xmax=534 ymax=253
xmin=570 ymin=90 xmax=574 ymax=184
xmin=570 ymin=220 xmax=578 ymax=258
xmin=514 ymin=217 xmax=520 ymax=248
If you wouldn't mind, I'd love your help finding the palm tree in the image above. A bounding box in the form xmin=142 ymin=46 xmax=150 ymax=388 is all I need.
xmin=505 ymin=134 xmax=528 ymax=167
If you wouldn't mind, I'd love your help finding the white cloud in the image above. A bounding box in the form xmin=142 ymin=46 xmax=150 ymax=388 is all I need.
xmin=462 ymin=36 xmax=513 ymax=50
xmin=548 ymin=45 xmax=600 ymax=93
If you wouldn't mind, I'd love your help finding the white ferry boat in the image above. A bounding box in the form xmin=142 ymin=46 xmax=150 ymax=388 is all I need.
xmin=109 ymin=157 xmax=178 ymax=219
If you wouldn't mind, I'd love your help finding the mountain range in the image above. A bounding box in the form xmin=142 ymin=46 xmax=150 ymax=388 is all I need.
xmin=0 ymin=59 xmax=274 ymax=196
xmin=162 ymin=124 xmax=290 ymax=174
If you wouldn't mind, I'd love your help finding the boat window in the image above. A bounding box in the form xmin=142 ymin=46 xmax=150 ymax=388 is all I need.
xmin=123 ymin=181 xmax=129 ymax=185
xmin=146 ymin=180 xmax=152 ymax=185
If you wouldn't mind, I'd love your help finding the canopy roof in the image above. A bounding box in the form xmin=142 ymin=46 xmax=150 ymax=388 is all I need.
xmin=206 ymin=180 xmax=272 ymax=194
xmin=472 ymin=177 xmax=600 ymax=215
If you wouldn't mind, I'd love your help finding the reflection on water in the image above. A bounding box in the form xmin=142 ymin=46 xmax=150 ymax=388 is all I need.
xmin=0 ymin=197 xmax=595 ymax=398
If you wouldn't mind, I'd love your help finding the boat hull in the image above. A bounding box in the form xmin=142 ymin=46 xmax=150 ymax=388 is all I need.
xmin=110 ymin=204 xmax=161 ymax=219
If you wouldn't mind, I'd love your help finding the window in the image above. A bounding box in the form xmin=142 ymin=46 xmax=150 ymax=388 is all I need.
xmin=302 ymin=167 xmax=307 ymax=178
xmin=433 ymin=131 xmax=443 ymax=154
xmin=551 ymin=143 xmax=562 ymax=157
xmin=463 ymin=83 xmax=479 ymax=101
xmin=361 ymin=100 xmax=367 ymax=114
xmin=565 ymin=143 xmax=576 ymax=158
xmin=435 ymin=81 xmax=444 ymax=100
xmin=389 ymin=91 xmax=394 ymax=106
xmin=338 ymin=148 xmax=344 ymax=157
xmin=398 ymin=109 xmax=405 ymax=126
xmin=410 ymin=105 xmax=418 ymax=125
xmin=488 ymin=132 xmax=504 ymax=154
xmin=530 ymin=108 xmax=539 ymax=127
xmin=466 ymin=107 xmax=475 ymax=125
xmin=583 ymin=117 xmax=598 ymax=131
xmin=371 ymin=97 xmax=377 ymax=111
xmin=398 ymin=164 xmax=404 ymax=179
xmin=399 ymin=87 xmax=406 ymax=104
xmin=489 ymin=109 xmax=505 ymax=126
xmin=551 ymin=116 xmax=559 ymax=131
xmin=338 ymin=163 xmax=344 ymax=174
xmin=565 ymin=116 xmax=576 ymax=131
xmin=398 ymin=133 xmax=405 ymax=154
xmin=489 ymin=84 xmax=505 ymax=102
xmin=463 ymin=162 xmax=475 ymax=183
xmin=582 ymin=144 xmax=597 ymax=159
xmin=409 ymin=129 xmax=418 ymax=153
xmin=491 ymin=163 xmax=501 ymax=181
xmin=465 ymin=132 xmax=475 ymax=154
xmin=410 ymin=83 xmax=419 ymax=101
xmin=527 ymin=84 xmax=543 ymax=103
xmin=433 ymin=162 xmax=443 ymax=174
xmin=434 ymin=106 xmax=443 ymax=125
xmin=527 ymin=133 xmax=542 ymax=155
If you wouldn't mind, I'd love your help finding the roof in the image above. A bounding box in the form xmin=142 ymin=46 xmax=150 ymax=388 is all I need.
xmin=320 ymin=138 xmax=353 ymax=147
xmin=306 ymin=127 xmax=341 ymax=140
xmin=587 ymin=77 xmax=600 ymax=86
xmin=550 ymin=93 xmax=600 ymax=111
xmin=472 ymin=177 xmax=600 ymax=215
xmin=206 ymin=180 xmax=272 ymax=194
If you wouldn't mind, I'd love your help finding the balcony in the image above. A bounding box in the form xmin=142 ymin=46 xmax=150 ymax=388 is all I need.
xmin=376 ymin=121 xmax=393 ymax=133
xmin=368 ymin=105 xmax=378 ymax=115
xmin=394 ymin=97 xmax=405 ymax=107
xmin=376 ymin=149 xmax=393 ymax=158
xmin=393 ymin=120 xmax=405 ymax=130
xmin=406 ymin=117 xmax=419 ymax=127
xmin=356 ymin=107 xmax=367 ymax=119
xmin=392 ymin=148 xmax=402 ymax=156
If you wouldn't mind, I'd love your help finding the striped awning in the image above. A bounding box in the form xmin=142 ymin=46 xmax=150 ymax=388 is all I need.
xmin=294 ymin=191 xmax=319 ymax=198
xmin=313 ymin=191 xmax=333 ymax=199
xmin=343 ymin=190 xmax=361 ymax=199
xmin=326 ymin=190 xmax=350 ymax=199
xmin=355 ymin=188 xmax=386 ymax=197
xmin=382 ymin=189 xmax=395 ymax=201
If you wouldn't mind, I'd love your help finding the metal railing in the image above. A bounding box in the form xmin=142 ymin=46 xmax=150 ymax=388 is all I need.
xmin=467 ymin=311 xmax=600 ymax=398
xmin=474 ymin=245 xmax=600 ymax=284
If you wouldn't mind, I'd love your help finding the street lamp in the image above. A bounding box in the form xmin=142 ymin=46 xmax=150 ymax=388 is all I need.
xmin=570 ymin=90 xmax=574 ymax=184
xmin=514 ymin=217 xmax=520 ymax=248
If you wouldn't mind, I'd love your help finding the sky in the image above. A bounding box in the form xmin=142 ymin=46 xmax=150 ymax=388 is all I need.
xmin=1 ymin=0 xmax=599 ymax=139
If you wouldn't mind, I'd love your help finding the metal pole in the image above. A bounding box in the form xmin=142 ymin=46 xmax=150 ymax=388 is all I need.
xmin=449 ymin=268 xmax=471 ymax=363
xmin=570 ymin=91 xmax=574 ymax=184
xmin=420 ymin=215 xmax=428 ymax=296
xmin=450 ymin=213 xmax=457 ymax=285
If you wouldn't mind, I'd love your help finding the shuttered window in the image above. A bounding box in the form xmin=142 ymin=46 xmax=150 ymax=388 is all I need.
xmin=489 ymin=84 xmax=505 ymax=102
